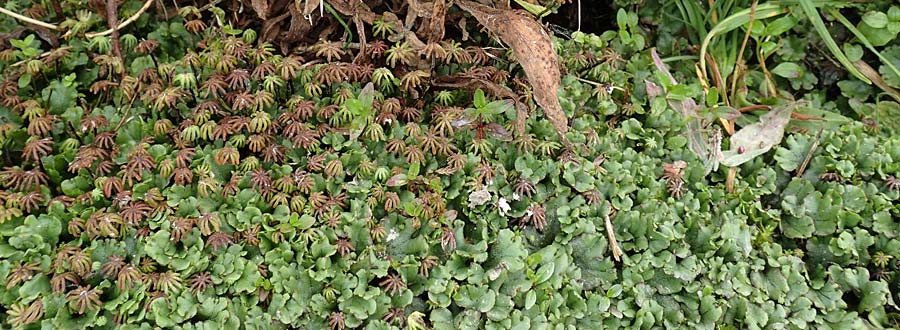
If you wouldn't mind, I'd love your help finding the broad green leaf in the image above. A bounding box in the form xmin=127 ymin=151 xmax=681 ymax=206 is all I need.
xmin=533 ymin=262 xmax=554 ymax=285
xmin=524 ymin=291 xmax=536 ymax=310
xmin=782 ymin=216 xmax=815 ymax=238
xmin=858 ymin=21 xmax=899 ymax=46
xmin=42 ymin=75 xmax=79 ymax=115
xmin=478 ymin=290 xmax=496 ymax=313
xmin=873 ymin=101 xmax=900 ymax=133
xmin=858 ymin=281 xmax=889 ymax=311
xmin=774 ymin=134 xmax=813 ymax=172
xmin=17 ymin=74 xmax=31 ymax=88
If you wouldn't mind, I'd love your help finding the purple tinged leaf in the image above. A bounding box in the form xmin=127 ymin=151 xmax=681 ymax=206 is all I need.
xmin=452 ymin=116 xmax=476 ymax=128
xmin=645 ymin=80 xmax=663 ymax=98
xmin=386 ymin=174 xmax=407 ymax=187
xmin=650 ymin=48 xmax=677 ymax=85
xmin=484 ymin=123 xmax=511 ymax=141
xmin=720 ymin=102 xmax=804 ymax=167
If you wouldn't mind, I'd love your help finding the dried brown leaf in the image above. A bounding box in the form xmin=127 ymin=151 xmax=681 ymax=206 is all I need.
xmin=406 ymin=0 xmax=420 ymax=28
xmin=302 ymin=0 xmax=320 ymax=16
xmin=325 ymin=0 xmax=379 ymax=24
xmin=484 ymin=123 xmax=511 ymax=141
xmin=605 ymin=212 xmax=623 ymax=262
xmin=284 ymin=1 xmax=314 ymax=51
xmin=427 ymin=0 xmax=447 ymax=42
xmin=386 ymin=174 xmax=408 ymax=187
xmin=262 ymin=11 xmax=291 ymax=43
xmin=252 ymin=0 xmax=270 ymax=20
xmin=455 ymin=0 xmax=568 ymax=141
xmin=854 ymin=60 xmax=900 ymax=103
xmin=354 ymin=15 xmax=367 ymax=63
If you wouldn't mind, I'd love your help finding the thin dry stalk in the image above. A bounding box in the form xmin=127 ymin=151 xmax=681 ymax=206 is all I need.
xmin=796 ymin=128 xmax=823 ymax=178
xmin=605 ymin=212 xmax=623 ymax=262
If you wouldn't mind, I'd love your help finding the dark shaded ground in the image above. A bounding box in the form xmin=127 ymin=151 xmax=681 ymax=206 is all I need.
xmin=544 ymin=1 xmax=616 ymax=35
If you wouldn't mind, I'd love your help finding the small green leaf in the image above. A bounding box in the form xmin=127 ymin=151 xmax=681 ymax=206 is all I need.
xmin=61 ymin=106 xmax=85 ymax=128
xmin=473 ymin=89 xmax=486 ymax=109
xmin=607 ymin=284 xmax=623 ymax=297
xmin=844 ymin=43 xmax=864 ymax=62
xmin=771 ymin=62 xmax=803 ymax=78
xmin=533 ymin=262 xmax=554 ymax=285
xmin=524 ymin=291 xmax=536 ymax=310
xmin=293 ymin=214 xmax=315 ymax=230
xmin=43 ymin=75 xmax=79 ymax=115
xmin=765 ymin=15 xmax=799 ymax=36
xmin=478 ymin=290 xmax=496 ymax=313
xmin=513 ymin=0 xmax=549 ymax=17
xmin=782 ymin=216 xmax=815 ymax=238
xmin=862 ymin=11 xmax=889 ymax=29
xmin=407 ymin=162 xmax=420 ymax=178
xmin=18 ymin=74 xmax=32 ymax=88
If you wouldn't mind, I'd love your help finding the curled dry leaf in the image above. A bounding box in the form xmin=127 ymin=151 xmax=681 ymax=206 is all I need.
xmin=354 ymin=15 xmax=367 ymax=63
xmin=484 ymin=123 xmax=512 ymax=141
xmin=433 ymin=75 xmax=517 ymax=99
xmin=458 ymin=17 xmax=470 ymax=41
xmin=327 ymin=0 xmax=411 ymax=47
xmin=455 ymin=0 xmax=569 ymax=142
xmin=406 ymin=0 xmax=422 ymax=28
xmin=278 ymin=2 xmax=314 ymax=52
xmin=662 ymin=160 xmax=688 ymax=177
xmin=443 ymin=210 xmax=458 ymax=222
xmin=605 ymin=212 xmax=623 ymax=262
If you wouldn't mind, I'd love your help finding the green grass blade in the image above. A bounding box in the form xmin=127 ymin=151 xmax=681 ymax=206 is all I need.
xmin=699 ymin=3 xmax=788 ymax=81
xmin=829 ymin=9 xmax=900 ymax=84
xmin=674 ymin=0 xmax=706 ymax=45
xmin=323 ymin=2 xmax=353 ymax=44
xmin=797 ymin=0 xmax=871 ymax=84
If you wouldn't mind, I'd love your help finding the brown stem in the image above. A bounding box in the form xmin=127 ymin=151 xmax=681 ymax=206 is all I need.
xmin=82 ymin=0 xmax=155 ymax=38
xmin=51 ymin=0 xmax=65 ymax=22
xmin=738 ymin=104 xmax=771 ymax=113
xmin=106 ymin=0 xmax=123 ymax=68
